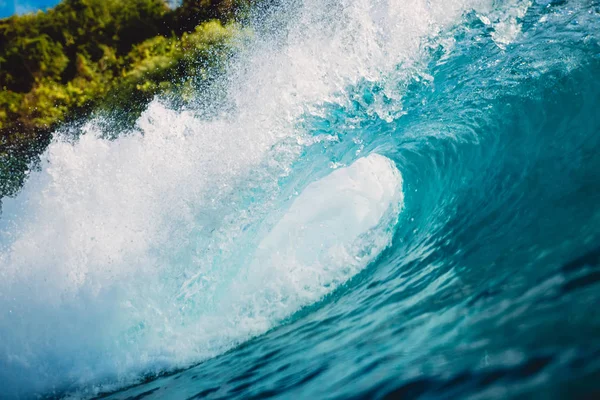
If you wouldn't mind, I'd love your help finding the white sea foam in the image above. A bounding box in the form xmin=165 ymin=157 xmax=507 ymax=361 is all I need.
xmin=226 ymin=153 xmax=403 ymax=326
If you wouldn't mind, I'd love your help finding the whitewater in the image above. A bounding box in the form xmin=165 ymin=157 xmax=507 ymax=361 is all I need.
xmin=1 ymin=0 xmax=600 ymax=398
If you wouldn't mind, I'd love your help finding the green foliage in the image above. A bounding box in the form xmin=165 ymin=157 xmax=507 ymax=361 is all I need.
xmin=0 ymin=0 xmax=252 ymax=197
xmin=170 ymin=0 xmax=239 ymax=33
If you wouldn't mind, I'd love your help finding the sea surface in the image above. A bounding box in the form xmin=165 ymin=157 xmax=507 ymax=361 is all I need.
xmin=1 ymin=0 xmax=600 ymax=399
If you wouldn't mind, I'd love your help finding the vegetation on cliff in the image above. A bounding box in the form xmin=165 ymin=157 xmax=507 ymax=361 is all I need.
xmin=0 ymin=0 xmax=252 ymax=197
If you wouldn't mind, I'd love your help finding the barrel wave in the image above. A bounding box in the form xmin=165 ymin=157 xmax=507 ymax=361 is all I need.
xmin=1 ymin=0 xmax=600 ymax=398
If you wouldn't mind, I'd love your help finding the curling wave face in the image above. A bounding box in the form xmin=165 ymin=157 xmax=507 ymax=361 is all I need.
xmin=1 ymin=0 xmax=600 ymax=398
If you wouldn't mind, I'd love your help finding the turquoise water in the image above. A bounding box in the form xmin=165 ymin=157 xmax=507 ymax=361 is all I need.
xmin=1 ymin=0 xmax=600 ymax=399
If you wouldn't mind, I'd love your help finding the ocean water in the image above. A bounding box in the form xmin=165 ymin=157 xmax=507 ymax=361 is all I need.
xmin=1 ymin=0 xmax=600 ymax=399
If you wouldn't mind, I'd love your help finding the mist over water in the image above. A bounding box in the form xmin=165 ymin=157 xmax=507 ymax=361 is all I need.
xmin=1 ymin=0 xmax=600 ymax=398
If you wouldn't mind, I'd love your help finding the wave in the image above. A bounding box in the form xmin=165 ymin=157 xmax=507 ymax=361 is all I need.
xmin=1 ymin=0 xmax=600 ymax=398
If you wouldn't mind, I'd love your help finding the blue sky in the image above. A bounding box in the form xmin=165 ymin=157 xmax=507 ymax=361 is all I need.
xmin=0 ymin=0 xmax=61 ymax=18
